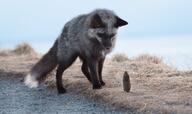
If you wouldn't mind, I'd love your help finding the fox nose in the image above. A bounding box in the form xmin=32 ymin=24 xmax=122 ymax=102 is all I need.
xmin=103 ymin=42 xmax=112 ymax=50
xmin=105 ymin=47 xmax=111 ymax=50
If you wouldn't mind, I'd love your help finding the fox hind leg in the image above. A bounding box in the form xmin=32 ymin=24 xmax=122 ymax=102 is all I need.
xmin=56 ymin=64 xmax=66 ymax=94
xmin=56 ymin=54 xmax=77 ymax=94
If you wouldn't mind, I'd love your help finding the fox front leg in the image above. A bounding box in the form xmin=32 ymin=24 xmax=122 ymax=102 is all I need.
xmin=98 ymin=58 xmax=105 ymax=86
xmin=87 ymin=59 xmax=102 ymax=89
xmin=81 ymin=61 xmax=92 ymax=83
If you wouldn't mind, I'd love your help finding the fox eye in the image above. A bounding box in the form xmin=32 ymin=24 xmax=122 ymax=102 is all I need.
xmin=95 ymin=24 xmax=100 ymax=27
xmin=97 ymin=33 xmax=107 ymax=38
xmin=92 ymin=22 xmax=105 ymax=28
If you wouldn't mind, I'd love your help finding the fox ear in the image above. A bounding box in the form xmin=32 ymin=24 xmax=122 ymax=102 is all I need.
xmin=115 ymin=16 xmax=128 ymax=28
xmin=90 ymin=14 xmax=105 ymax=28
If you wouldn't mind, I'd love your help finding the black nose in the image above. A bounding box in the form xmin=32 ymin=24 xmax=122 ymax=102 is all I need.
xmin=103 ymin=42 xmax=112 ymax=50
xmin=105 ymin=47 xmax=111 ymax=50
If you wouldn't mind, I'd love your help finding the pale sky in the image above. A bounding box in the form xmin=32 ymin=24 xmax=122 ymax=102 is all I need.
xmin=0 ymin=0 xmax=192 ymax=70
xmin=0 ymin=0 xmax=191 ymax=44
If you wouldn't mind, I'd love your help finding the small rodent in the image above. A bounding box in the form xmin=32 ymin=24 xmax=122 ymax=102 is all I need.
xmin=123 ymin=71 xmax=131 ymax=92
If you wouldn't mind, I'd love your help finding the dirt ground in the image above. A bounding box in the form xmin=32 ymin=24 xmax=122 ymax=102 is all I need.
xmin=0 ymin=43 xmax=192 ymax=114
xmin=0 ymin=71 xmax=130 ymax=114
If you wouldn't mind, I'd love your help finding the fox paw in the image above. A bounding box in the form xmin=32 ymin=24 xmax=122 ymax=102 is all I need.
xmin=93 ymin=84 xmax=102 ymax=89
xmin=100 ymin=81 xmax=105 ymax=86
xmin=58 ymin=88 xmax=66 ymax=94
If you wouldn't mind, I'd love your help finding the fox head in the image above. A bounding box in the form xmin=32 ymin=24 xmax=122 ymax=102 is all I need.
xmin=87 ymin=9 xmax=128 ymax=53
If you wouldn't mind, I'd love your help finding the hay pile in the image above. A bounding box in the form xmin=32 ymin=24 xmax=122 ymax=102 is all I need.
xmin=0 ymin=43 xmax=38 ymax=57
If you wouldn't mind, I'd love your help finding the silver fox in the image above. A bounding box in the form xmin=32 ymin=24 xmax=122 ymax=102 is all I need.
xmin=24 ymin=9 xmax=128 ymax=93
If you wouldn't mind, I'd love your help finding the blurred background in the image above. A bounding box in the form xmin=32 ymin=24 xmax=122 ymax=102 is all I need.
xmin=0 ymin=0 xmax=192 ymax=70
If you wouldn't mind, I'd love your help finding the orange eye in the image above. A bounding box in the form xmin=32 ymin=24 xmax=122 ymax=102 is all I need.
xmin=90 ymin=21 xmax=105 ymax=28
xmin=95 ymin=23 xmax=101 ymax=27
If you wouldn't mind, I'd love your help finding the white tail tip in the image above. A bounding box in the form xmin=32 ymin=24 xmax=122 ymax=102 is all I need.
xmin=24 ymin=74 xmax=39 ymax=88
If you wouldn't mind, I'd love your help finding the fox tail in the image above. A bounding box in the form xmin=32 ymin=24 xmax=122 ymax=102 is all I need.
xmin=24 ymin=40 xmax=58 ymax=88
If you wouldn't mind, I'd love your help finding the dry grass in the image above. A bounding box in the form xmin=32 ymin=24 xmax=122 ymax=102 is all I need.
xmin=134 ymin=54 xmax=163 ymax=64
xmin=0 ymin=43 xmax=38 ymax=57
xmin=13 ymin=43 xmax=36 ymax=55
xmin=111 ymin=53 xmax=129 ymax=62
xmin=0 ymin=49 xmax=10 ymax=56
xmin=0 ymin=44 xmax=192 ymax=114
xmin=46 ymin=54 xmax=192 ymax=113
